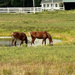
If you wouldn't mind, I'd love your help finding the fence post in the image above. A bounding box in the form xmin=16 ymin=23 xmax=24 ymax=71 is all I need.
xmin=19 ymin=8 xmax=22 ymax=13
xmin=7 ymin=8 xmax=9 ymax=13
xmin=33 ymin=7 xmax=35 ymax=14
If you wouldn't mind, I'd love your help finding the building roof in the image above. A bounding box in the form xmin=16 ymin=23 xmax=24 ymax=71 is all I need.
xmin=63 ymin=0 xmax=75 ymax=2
xmin=41 ymin=0 xmax=63 ymax=3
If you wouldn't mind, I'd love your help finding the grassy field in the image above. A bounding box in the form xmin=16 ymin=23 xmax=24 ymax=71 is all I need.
xmin=0 ymin=10 xmax=75 ymax=75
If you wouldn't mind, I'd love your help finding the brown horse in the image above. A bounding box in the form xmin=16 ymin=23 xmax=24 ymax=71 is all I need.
xmin=11 ymin=32 xmax=28 ymax=46
xmin=30 ymin=31 xmax=53 ymax=46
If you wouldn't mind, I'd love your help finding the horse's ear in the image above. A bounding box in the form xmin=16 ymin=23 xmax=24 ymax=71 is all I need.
xmin=50 ymin=41 xmax=53 ymax=46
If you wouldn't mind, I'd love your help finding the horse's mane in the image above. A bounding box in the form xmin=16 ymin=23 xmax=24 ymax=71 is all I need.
xmin=47 ymin=33 xmax=52 ymax=42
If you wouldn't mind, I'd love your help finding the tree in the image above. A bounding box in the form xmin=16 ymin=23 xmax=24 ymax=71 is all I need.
xmin=24 ymin=0 xmax=42 ymax=7
xmin=35 ymin=0 xmax=41 ymax=7
xmin=24 ymin=0 xmax=33 ymax=7
xmin=0 ymin=0 xmax=42 ymax=7
xmin=11 ymin=0 xmax=23 ymax=7
xmin=9 ymin=0 xmax=33 ymax=7
xmin=0 ymin=0 xmax=9 ymax=7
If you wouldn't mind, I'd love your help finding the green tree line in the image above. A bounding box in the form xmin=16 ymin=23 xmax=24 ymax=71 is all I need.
xmin=0 ymin=0 xmax=42 ymax=7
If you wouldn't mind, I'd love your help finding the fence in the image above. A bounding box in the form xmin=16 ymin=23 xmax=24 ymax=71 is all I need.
xmin=0 ymin=7 xmax=64 ymax=13
xmin=0 ymin=7 xmax=42 ymax=13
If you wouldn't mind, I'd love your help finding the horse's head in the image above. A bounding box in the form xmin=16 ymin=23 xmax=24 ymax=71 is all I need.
xmin=50 ymin=41 xmax=53 ymax=46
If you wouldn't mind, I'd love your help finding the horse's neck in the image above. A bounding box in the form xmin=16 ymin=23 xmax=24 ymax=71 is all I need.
xmin=47 ymin=33 xmax=52 ymax=42
xmin=49 ymin=36 xmax=52 ymax=42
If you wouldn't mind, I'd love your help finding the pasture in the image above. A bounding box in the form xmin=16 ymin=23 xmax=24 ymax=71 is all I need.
xmin=0 ymin=10 xmax=75 ymax=75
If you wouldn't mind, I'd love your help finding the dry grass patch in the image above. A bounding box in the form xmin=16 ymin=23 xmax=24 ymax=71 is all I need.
xmin=0 ymin=62 xmax=75 ymax=75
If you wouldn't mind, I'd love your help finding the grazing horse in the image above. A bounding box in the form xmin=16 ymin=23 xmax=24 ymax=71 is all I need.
xmin=11 ymin=32 xmax=28 ymax=46
xmin=30 ymin=31 xmax=53 ymax=46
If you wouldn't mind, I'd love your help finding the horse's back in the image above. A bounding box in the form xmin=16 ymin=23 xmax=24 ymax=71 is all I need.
xmin=30 ymin=31 xmax=48 ymax=38
xmin=11 ymin=32 xmax=27 ymax=40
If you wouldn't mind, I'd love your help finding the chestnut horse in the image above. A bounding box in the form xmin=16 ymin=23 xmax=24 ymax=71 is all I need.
xmin=11 ymin=32 xmax=28 ymax=46
xmin=30 ymin=31 xmax=53 ymax=46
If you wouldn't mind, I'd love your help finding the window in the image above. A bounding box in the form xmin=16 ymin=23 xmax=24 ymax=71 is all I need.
xmin=43 ymin=4 xmax=46 ymax=7
xmin=51 ymin=4 xmax=53 ymax=7
xmin=47 ymin=4 xmax=49 ymax=7
xmin=51 ymin=4 xmax=54 ymax=7
xmin=55 ymin=4 xmax=58 ymax=7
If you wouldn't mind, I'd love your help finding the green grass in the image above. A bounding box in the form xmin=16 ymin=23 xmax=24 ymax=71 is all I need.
xmin=0 ymin=10 xmax=75 ymax=36
xmin=0 ymin=10 xmax=75 ymax=75
xmin=0 ymin=44 xmax=75 ymax=63
xmin=0 ymin=44 xmax=75 ymax=75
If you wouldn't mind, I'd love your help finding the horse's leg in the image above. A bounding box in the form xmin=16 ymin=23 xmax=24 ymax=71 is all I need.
xmin=42 ymin=39 xmax=44 ymax=45
xmin=45 ymin=39 xmax=46 ymax=45
xmin=42 ymin=38 xmax=46 ymax=46
xmin=14 ymin=40 xmax=17 ymax=46
xmin=31 ymin=38 xmax=36 ymax=46
xmin=11 ymin=39 xmax=14 ymax=46
xmin=33 ymin=38 xmax=36 ymax=45
xmin=20 ymin=40 xmax=24 ymax=46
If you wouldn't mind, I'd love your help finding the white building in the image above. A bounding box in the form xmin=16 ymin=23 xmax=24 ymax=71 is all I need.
xmin=41 ymin=0 xmax=64 ymax=10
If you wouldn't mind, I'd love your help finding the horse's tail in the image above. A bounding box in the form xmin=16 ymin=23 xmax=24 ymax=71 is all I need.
xmin=25 ymin=36 xmax=28 ymax=44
